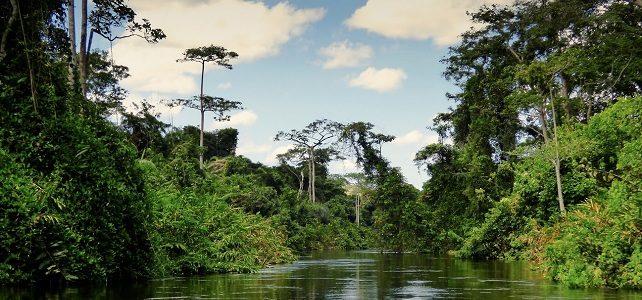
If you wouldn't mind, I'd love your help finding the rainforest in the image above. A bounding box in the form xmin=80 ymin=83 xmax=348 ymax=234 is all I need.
xmin=1 ymin=0 xmax=642 ymax=293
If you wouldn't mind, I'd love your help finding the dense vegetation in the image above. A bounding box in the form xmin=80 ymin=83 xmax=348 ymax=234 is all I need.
xmin=1 ymin=0 xmax=641 ymax=291
xmin=414 ymin=0 xmax=642 ymax=289
xmin=0 ymin=0 xmax=371 ymax=284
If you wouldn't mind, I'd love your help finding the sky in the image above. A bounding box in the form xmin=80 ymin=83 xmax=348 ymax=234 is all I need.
xmin=105 ymin=0 xmax=512 ymax=187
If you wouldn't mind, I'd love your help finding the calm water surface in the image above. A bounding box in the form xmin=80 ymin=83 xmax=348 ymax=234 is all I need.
xmin=4 ymin=250 xmax=642 ymax=299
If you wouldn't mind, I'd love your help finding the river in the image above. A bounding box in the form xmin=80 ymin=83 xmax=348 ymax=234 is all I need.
xmin=3 ymin=250 xmax=641 ymax=299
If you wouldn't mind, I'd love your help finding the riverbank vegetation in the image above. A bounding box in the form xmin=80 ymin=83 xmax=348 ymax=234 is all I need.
xmin=0 ymin=0 xmax=371 ymax=284
xmin=1 ymin=0 xmax=641 ymax=290
xmin=414 ymin=0 xmax=642 ymax=289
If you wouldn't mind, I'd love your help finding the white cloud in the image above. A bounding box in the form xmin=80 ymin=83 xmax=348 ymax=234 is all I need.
xmin=329 ymin=159 xmax=361 ymax=175
xmin=113 ymin=0 xmax=325 ymax=95
xmin=392 ymin=130 xmax=439 ymax=146
xmin=211 ymin=110 xmax=258 ymax=129
xmin=217 ymin=82 xmax=232 ymax=90
xmin=349 ymin=67 xmax=407 ymax=92
xmin=264 ymin=144 xmax=295 ymax=165
xmin=318 ymin=41 xmax=373 ymax=69
xmin=392 ymin=130 xmax=424 ymax=145
xmin=236 ymin=141 xmax=273 ymax=156
xmin=345 ymin=0 xmax=513 ymax=46
xmin=236 ymin=140 xmax=293 ymax=166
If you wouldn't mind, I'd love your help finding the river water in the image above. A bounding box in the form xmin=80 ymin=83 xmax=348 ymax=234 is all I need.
xmin=3 ymin=250 xmax=642 ymax=299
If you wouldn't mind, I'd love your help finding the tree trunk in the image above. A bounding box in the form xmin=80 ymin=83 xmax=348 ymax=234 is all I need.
xmin=550 ymin=90 xmax=566 ymax=213
xmin=311 ymin=149 xmax=316 ymax=203
xmin=199 ymin=61 xmax=205 ymax=169
xmin=0 ymin=0 xmax=18 ymax=63
xmin=586 ymin=98 xmax=593 ymax=122
xmin=79 ymin=0 xmax=88 ymax=95
xmin=66 ymin=0 xmax=76 ymax=86
xmin=307 ymin=150 xmax=313 ymax=201
xmin=355 ymin=195 xmax=360 ymax=225
xmin=298 ymin=170 xmax=304 ymax=200
xmin=559 ymin=74 xmax=572 ymax=124
xmin=538 ymin=100 xmax=550 ymax=144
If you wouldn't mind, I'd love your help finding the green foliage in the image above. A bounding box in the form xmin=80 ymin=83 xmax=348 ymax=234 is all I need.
xmin=544 ymin=182 xmax=642 ymax=288
xmin=0 ymin=148 xmax=40 ymax=283
xmin=166 ymin=126 xmax=238 ymax=161
xmin=372 ymin=168 xmax=421 ymax=252
xmin=139 ymin=159 xmax=296 ymax=276
xmin=0 ymin=0 xmax=373 ymax=286
xmin=121 ymin=100 xmax=171 ymax=156
xmin=456 ymin=196 xmax=525 ymax=259
xmin=178 ymin=45 xmax=238 ymax=68
xmin=539 ymin=97 xmax=642 ymax=288
xmin=273 ymin=201 xmax=372 ymax=252
xmin=0 ymin=115 xmax=154 ymax=283
xmin=421 ymin=1 xmax=642 ymax=290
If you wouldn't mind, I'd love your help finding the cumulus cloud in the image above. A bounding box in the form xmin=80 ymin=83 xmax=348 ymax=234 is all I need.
xmin=236 ymin=141 xmax=273 ymax=156
xmin=392 ymin=130 xmax=439 ymax=145
xmin=211 ymin=110 xmax=258 ymax=129
xmin=348 ymin=67 xmax=407 ymax=92
xmin=236 ymin=140 xmax=294 ymax=166
xmin=318 ymin=41 xmax=373 ymax=69
xmin=345 ymin=0 xmax=513 ymax=46
xmin=113 ymin=0 xmax=325 ymax=95
xmin=329 ymin=159 xmax=361 ymax=174
xmin=264 ymin=144 xmax=295 ymax=165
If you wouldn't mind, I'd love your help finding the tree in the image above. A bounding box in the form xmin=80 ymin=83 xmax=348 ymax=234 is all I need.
xmin=87 ymin=50 xmax=129 ymax=114
xmin=166 ymin=125 xmax=239 ymax=161
xmin=275 ymin=119 xmax=342 ymax=203
xmin=439 ymin=0 xmax=642 ymax=215
xmin=0 ymin=0 xmax=160 ymax=282
xmin=340 ymin=122 xmax=394 ymax=177
xmin=175 ymin=45 xmax=240 ymax=168
xmin=120 ymin=100 xmax=170 ymax=157
xmin=0 ymin=0 xmax=18 ymax=63
xmin=343 ymin=173 xmax=374 ymax=226
xmin=66 ymin=0 xmax=165 ymax=95
xmin=340 ymin=122 xmax=421 ymax=251
xmin=277 ymin=147 xmax=308 ymax=200
xmin=167 ymin=95 xmax=242 ymax=168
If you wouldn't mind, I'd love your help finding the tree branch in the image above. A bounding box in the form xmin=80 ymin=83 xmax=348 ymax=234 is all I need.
xmin=0 ymin=0 xmax=18 ymax=63
xmin=506 ymin=44 xmax=523 ymax=63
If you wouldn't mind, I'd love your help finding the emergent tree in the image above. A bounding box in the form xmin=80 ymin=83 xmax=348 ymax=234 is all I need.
xmin=167 ymin=95 xmax=242 ymax=168
xmin=176 ymin=45 xmax=240 ymax=168
xmin=275 ymin=119 xmax=342 ymax=203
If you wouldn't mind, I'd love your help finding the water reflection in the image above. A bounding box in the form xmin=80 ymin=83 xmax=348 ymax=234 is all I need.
xmin=3 ymin=250 xmax=641 ymax=299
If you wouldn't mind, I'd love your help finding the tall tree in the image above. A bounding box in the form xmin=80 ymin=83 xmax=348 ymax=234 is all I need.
xmin=176 ymin=45 xmax=239 ymax=168
xmin=439 ymin=0 xmax=642 ymax=214
xmin=67 ymin=0 xmax=165 ymax=95
xmin=0 ymin=0 xmax=18 ymax=63
xmin=340 ymin=122 xmax=420 ymax=251
xmin=0 ymin=0 xmax=157 ymax=282
xmin=343 ymin=173 xmax=373 ymax=226
xmin=166 ymin=125 xmax=239 ymax=161
xmin=277 ymin=147 xmax=308 ymax=200
xmin=167 ymin=95 xmax=242 ymax=168
xmin=275 ymin=119 xmax=342 ymax=203
xmin=340 ymin=122 xmax=394 ymax=177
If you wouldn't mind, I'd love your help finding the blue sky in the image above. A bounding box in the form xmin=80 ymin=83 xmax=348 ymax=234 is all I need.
xmin=108 ymin=0 xmax=510 ymax=187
